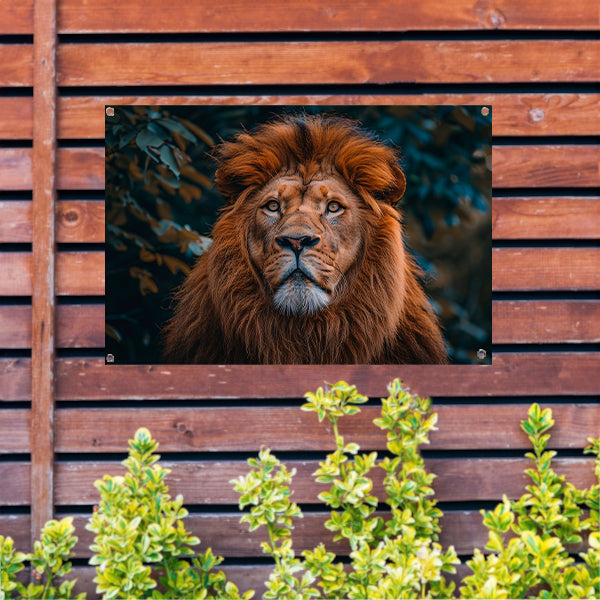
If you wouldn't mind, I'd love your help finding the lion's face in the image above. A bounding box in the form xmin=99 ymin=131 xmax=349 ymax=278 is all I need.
xmin=246 ymin=172 xmax=364 ymax=316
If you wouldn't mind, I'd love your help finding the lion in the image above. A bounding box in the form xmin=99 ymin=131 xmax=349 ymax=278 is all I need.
xmin=163 ymin=114 xmax=447 ymax=364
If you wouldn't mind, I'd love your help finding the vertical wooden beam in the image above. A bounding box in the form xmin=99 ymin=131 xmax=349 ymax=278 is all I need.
xmin=31 ymin=0 xmax=57 ymax=546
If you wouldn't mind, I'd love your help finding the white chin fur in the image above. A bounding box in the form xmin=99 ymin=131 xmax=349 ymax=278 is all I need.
xmin=273 ymin=278 xmax=330 ymax=316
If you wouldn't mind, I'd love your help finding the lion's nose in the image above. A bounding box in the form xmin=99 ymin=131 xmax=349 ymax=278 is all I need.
xmin=276 ymin=235 xmax=320 ymax=254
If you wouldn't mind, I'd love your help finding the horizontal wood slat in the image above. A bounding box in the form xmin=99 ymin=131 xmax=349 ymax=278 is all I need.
xmin=492 ymin=197 xmax=600 ymax=239
xmin=52 ymin=404 xmax=599 ymax=453
xmin=2 ymin=94 xmax=598 ymax=139
xmin=2 ymin=147 xmax=597 ymax=191
xmin=56 ymin=41 xmax=599 ymax=86
xmin=0 ymin=410 xmax=30 ymax=453
xmin=3 ymin=457 xmax=592 ymax=507
xmin=0 ymin=460 xmax=595 ymax=506
xmin=493 ymin=145 xmax=600 ymax=188
xmin=3 ymin=300 xmax=596 ymax=350
xmin=1 ymin=354 xmax=598 ymax=402
xmin=492 ymin=247 xmax=600 ymax=291
xmin=0 ymin=200 xmax=105 ymax=243
xmin=55 ymin=457 xmax=596 ymax=506
xmin=492 ymin=300 xmax=600 ymax=343
xmin=2 ymin=508 xmax=589 ymax=559
xmin=4 ymin=0 xmax=598 ymax=34
xmin=0 ymin=45 xmax=32 ymax=86
xmin=0 ymin=252 xmax=104 ymax=296
xmin=0 ymin=304 xmax=105 ymax=349
xmin=53 ymin=353 xmax=600 ymax=399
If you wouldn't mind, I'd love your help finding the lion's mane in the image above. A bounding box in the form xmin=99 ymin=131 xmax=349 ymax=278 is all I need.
xmin=163 ymin=115 xmax=447 ymax=364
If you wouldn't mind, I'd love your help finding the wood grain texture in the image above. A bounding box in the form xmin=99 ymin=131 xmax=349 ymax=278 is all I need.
xmin=53 ymin=404 xmax=599 ymax=453
xmin=3 ymin=353 xmax=598 ymax=402
xmin=0 ymin=45 xmax=33 ymax=86
xmin=57 ymin=41 xmax=599 ymax=86
xmin=492 ymin=248 xmax=600 ymax=291
xmin=0 ymin=304 xmax=105 ymax=349
xmin=0 ymin=462 xmax=30 ymax=505
xmin=0 ymin=98 xmax=33 ymax=139
xmin=52 ymin=457 xmax=595 ymax=506
xmin=0 ymin=149 xmax=32 ymax=190
xmin=31 ymin=0 xmax=58 ymax=543
xmin=492 ymin=197 xmax=600 ymax=239
xmin=0 ymin=200 xmax=105 ymax=243
xmin=493 ymin=301 xmax=600 ymax=343
xmin=56 ymin=148 xmax=104 ymax=190
xmin=6 ymin=0 xmax=599 ymax=34
xmin=55 ymin=0 xmax=599 ymax=33
xmin=2 ymin=509 xmax=574 ymax=559
xmin=48 ymin=353 xmax=600 ymax=401
xmin=0 ymin=252 xmax=104 ymax=296
xmin=494 ymin=145 xmax=600 ymax=188
xmin=0 ymin=410 xmax=30 ymax=453
xmin=0 ymin=94 xmax=589 ymax=139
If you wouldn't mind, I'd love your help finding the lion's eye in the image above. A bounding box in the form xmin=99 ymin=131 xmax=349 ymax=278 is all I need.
xmin=264 ymin=200 xmax=280 ymax=212
xmin=327 ymin=200 xmax=343 ymax=213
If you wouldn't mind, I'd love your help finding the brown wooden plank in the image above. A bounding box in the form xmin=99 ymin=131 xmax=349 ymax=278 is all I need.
xmin=57 ymin=41 xmax=599 ymax=86
xmin=0 ymin=359 xmax=30 ymax=401
xmin=52 ymin=93 xmax=600 ymax=138
xmin=7 ymin=0 xmax=599 ymax=35
xmin=56 ymin=200 xmax=105 ymax=242
xmin=0 ymin=200 xmax=105 ymax=243
xmin=0 ymin=463 xmax=30 ymax=506
xmin=53 ymin=404 xmax=599 ymax=454
xmin=31 ymin=0 xmax=58 ymax=545
xmin=0 ymin=0 xmax=33 ymax=34
xmin=0 ymin=45 xmax=33 ymax=86
xmin=493 ymin=300 xmax=600 ymax=343
xmin=0 ymin=515 xmax=31 ymax=552
xmin=56 ymin=148 xmax=104 ymax=190
xmin=0 ymin=304 xmax=105 ymax=349
xmin=0 ymin=201 xmax=32 ymax=242
xmin=492 ymin=197 xmax=600 ymax=239
xmin=0 ymin=410 xmax=30 ymax=453
xmin=52 ymin=353 xmax=600 ymax=401
xmin=54 ymin=457 xmax=595 ymax=506
xmin=0 ymin=149 xmax=32 ymax=190
xmin=56 ymin=0 xmax=598 ymax=33
xmin=493 ymin=248 xmax=600 ymax=291
xmin=0 ymin=98 xmax=33 ymax=139
xmin=4 ymin=353 xmax=599 ymax=403
xmin=494 ymin=145 xmax=600 ymax=188
xmin=0 ymin=252 xmax=104 ymax=296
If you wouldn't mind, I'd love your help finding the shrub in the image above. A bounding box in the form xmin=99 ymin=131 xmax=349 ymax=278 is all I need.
xmin=233 ymin=380 xmax=599 ymax=599
xmin=0 ymin=381 xmax=597 ymax=599
xmin=86 ymin=427 xmax=252 ymax=600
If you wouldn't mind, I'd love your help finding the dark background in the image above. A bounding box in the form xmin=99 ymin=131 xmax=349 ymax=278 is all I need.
xmin=105 ymin=105 xmax=492 ymax=364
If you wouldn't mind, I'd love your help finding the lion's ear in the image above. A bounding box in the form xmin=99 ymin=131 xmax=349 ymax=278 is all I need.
xmin=375 ymin=163 xmax=406 ymax=206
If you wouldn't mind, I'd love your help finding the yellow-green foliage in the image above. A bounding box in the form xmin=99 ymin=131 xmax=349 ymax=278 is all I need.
xmin=0 ymin=382 xmax=598 ymax=600
xmin=233 ymin=380 xmax=599 ymax=600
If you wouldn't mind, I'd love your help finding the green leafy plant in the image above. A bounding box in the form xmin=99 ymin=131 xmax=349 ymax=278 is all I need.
xmin=0 ymin=517 xmax=82 ymax=600
xmin=1 ymin=382 xmax=597 ymax=599
xmin=461 ymin=404 xmax=600 ymax=599
xmin=87 ymin=427 xmax=251 ymax=600
xmin=233 ymin=380 xmax=599 ymax=600
xmin=233 ymin=380 xmax=460 ymax=599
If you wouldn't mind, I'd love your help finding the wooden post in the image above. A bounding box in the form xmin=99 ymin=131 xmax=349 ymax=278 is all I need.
xmin=31 ymin=0 xmax=57 ymax=547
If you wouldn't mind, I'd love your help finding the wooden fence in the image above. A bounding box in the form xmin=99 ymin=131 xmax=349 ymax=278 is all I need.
xmin=1 ymin=0 xmax=599 ymax=596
